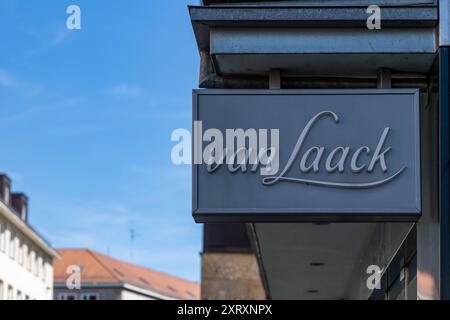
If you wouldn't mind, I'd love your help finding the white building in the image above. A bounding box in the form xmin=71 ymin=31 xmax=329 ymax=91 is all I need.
xmin=0 ymin=174 xmax=60 ymax=300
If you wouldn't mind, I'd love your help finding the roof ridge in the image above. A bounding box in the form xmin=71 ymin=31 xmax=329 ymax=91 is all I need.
xmin=85 ymin=249 xmax=121 ymax=282
xmin=90 ymin=249 xmax=198 ymax=285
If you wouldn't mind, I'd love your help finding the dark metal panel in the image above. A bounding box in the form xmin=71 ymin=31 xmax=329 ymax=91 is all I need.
xmin=440 ymin=47 xmax=450 ymax=299
xmin=202 ymin=0 xmax=437 ymax=6
xmin=203 ymin=224 xmax=253 ymax=252
xmin=195 ymin=212 xmax=421 ymax=223
xmin=190 ymin=6 xmax=438 ymax=30
xmin=246 ymin=223 xmax=271 ymax=299
xmin=416 ymin=67 xmax=440 ymax=300
xmin=190 ymin=6 xmax=438 ymax=26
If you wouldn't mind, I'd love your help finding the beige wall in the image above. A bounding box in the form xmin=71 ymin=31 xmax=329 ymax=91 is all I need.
xmin=121 ymin=289 xmax=155 ymax=300
xmin=201 ymin=252 xmax=266 ymax=300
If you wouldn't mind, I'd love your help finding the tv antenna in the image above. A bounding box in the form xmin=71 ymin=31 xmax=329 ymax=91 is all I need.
xmin=129 ymin=220 xmax=137 ymax=262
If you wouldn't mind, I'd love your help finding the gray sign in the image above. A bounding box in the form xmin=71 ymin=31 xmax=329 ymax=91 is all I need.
xmin=193 ymin=89 xmax=421 ymax=223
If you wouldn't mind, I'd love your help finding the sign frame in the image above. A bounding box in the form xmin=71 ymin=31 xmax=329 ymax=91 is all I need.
xmin=192 ymin=89 xmax=421 ymax=223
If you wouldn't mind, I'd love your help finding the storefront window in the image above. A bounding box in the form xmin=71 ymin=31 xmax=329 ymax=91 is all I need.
xmin=370 ymin=227 xmax=417 ymax=300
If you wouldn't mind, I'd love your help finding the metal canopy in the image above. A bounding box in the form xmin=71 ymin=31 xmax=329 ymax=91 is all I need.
xmin=189 ymin=3 xmax=438 ymax=78
xmin=189 ymin=5 xmax=438 ymax=51
xmin=190 ymin=5 xmax=438 ymax=51
xmin=210 ymin=28 xmax=437 ymax=76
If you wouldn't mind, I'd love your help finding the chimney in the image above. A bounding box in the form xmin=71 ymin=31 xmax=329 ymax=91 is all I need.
xmin=0 ymin=174 xmax=11 ymax=205
xmin=11 ymin=193 xmax=28 ymax=222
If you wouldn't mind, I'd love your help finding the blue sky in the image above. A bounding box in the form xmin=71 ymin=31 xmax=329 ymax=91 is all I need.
xmin=0 ymin=0 xmax=201 ymax=281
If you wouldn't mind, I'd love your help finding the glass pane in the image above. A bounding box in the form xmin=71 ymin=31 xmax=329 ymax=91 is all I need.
xmin=406 ymin=256 xmax=417 ymax=300
xmin=388 ymin=275 xmax=406 ymax=300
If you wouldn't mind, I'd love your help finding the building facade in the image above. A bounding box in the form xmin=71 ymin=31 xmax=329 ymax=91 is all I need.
xmin=190 ymin=0 xmax=450 ymax=300
xmin=53 ymin=249 xmax=200 ymax=300
xmin=201 ymin=224 xmax=265 ymax=300
xmin=0 ymin=174 xmax=60 ymax=300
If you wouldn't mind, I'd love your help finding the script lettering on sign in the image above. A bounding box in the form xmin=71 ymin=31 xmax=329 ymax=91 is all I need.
xmin=199 ymin=110 xmax=405 ymax=189
xmin=260 ymin=110 xmax=405 ymax=189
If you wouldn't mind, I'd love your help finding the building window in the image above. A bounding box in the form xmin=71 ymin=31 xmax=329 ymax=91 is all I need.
xmin=7 ymin=285 xmax=13 ymax=300
xmin=0 ymin=222 xmax=4 ymax=253
xmin=23 ymin=243 xmax=28 ymax=270
xmin=31 ymin=250 xmax=37 ymax=276
xmin=26 ymin=245 xmax=32 ymax=271
xmin=369 ymin=227 xmax=417 ymax=300
xmin=80 ymin=293 xmax=100 ymax=300
xmin=37 ymin=256 xmax=43 ymax=279
xmin=18 ymin=238 xmax=24 ymax=266
xmin=41 ymin=261 xmax=47 ymax=282
xmin=58 ymin=293 xmax=78 ymax=300
xmin=0 ymin=280 xmax=4 ymax=300
xmin=9 ymin=232 xmax=15 ymax=259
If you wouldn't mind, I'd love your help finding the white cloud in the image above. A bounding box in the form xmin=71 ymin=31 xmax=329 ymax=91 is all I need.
xmin=0 ymin=69 xmax=18 ymax=88
xmin=0 ymin=97 xmax=81 ymax=125
xmin=0 ymin=68 xmax=43 ymax=96
xmin=27 ymin=28 xmax=71 ymax=56
xmin=110 ymin=84 xmax=143 ymax=98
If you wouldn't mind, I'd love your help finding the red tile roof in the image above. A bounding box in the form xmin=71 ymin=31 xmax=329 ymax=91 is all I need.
xmin=54 ymin=249 xmax=199 ymax=300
